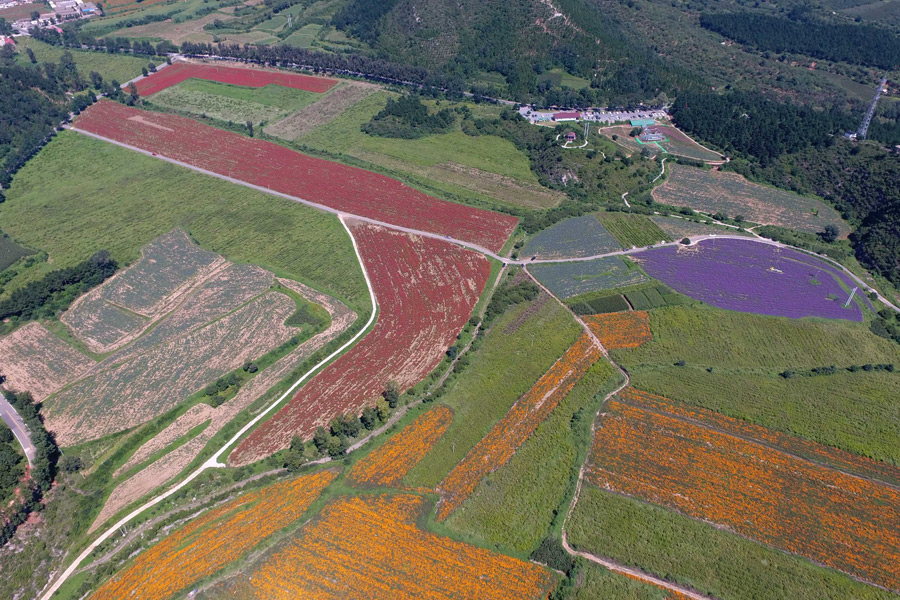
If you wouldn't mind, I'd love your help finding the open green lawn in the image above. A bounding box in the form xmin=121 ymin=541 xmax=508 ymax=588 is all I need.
xmin=15 ymin=38 xmax=149 ymax=84
xmin=568 ymin=487 xmax=896 ymax=600
xmin=148 ymin=79 xmax=321 ymax=125
xmin=614 ymin=305 xmax=900 ymax=464
xmin=405 ymin=294 xmax=582 ymax=489
xmin=444 ymin=359 xmax=620 ymax=554
xmin=1 ymin=132 xmax=368 ymax=311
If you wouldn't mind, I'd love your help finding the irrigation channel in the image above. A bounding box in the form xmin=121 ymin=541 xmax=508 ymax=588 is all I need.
xmin=40 ymin=127 xmax=899 ymax=599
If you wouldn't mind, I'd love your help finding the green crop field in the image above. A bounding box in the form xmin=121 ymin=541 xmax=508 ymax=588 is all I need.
xmin=147 ymin=79 xmax=321 ymax=125
xmin=653 ymin=164 xmax=850 ymax=236
xmin=295 ymin=91 xmax=559 ymax=209
xmin=595 ymin=212 xmax=671 ymax=248
xmin=14 ymin=38 xmax=150 ymax=84
xmin=1 ymin=132 xmax=368 ymax=311
xmin=568 ymin=487 xmax=896 ymax=600
xmin=614 ymin=305 xmax=900 ymax=464
xmin=405 ymin=296 xmax=581 ymax=489
xmin=528 ymin=256 xmax=650 ymax=299
xmin=444 ymin=359 xmax=619 ymax=554
xmin=571 ymin=561 xmax=669 ymax=600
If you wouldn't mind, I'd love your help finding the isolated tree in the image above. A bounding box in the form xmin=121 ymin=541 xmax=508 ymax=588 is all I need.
xmin=284 ymin=435 xmax=306 ymax=471
xmin=30 ymin=10 xmax=40 ymax=20
xmin=246 ymin=120 xmax=254 ymax=137
xmin=147 ymin=61 xmax=156 ymax=73
xmin=59 ymin=455 xmax=83 ymax=473
xmin=89 ymin=70 xmax=103 ymax=89
xmin=26 ymin=47 xmax=37 ymax=64
xmin=819 ymin=224 xmax=839 ymax=243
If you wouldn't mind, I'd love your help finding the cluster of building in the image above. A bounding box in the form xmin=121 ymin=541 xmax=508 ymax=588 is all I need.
xmin=518 ymin=106 xmax=668 ymax=125
xmin=6 ymin=0 xmax=99 ymax=34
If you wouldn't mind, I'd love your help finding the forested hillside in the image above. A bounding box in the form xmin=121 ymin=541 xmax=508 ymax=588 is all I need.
xmin=701 ymin=12 xmax=900 ymax=70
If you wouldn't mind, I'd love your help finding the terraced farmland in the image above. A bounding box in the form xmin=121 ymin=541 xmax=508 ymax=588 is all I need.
xmin=528 ymin=256 xmax=649 ymax=299
xmin=653 ymin=165 xmax=850 ymax=236
xmin=230 ymin=222 xmax=490 ymax=464
xmin=42 ymin=232 xmax=328 ymax=446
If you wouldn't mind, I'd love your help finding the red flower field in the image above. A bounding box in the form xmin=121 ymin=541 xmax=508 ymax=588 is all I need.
xmin=134 ymin=62 xmax=337 ymax=96
xmin=73 ymin=102 xmax=518 ymax=252
xmin=229 ymin=221 xmax=490 ymax=465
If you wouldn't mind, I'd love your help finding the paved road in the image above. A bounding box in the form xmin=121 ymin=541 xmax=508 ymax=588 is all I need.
xmin=0 ymin=395 xmax=35 ymax=468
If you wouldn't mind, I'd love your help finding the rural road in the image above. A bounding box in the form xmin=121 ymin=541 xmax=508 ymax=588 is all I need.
xmin=65 ymin=126 xmax=900 ymax=316
xmin=38 ymin=216 xmax=378 ymax=600
xmin=42 ymin=122 xmax=899 ymax=598
xmin=0 ymin=395 xmax=35 ymax=468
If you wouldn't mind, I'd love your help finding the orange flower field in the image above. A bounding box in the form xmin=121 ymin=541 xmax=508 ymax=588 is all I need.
xmin=89 ymin=470 xmax=337 ymax=600
xmin=436 ymin=333 xmax=601 ymax=520
xmin=587 ymin=398 xmax=900 ymax=590
xmin=583 ymin=311 xmax=652 ymax=349
xmin=235 ymin=494 xmax=555 ymax=599
xmin=348 ymin=406 xmax=453 ymax=487
xmin=617 ymin=387 xmax=900 ymax=487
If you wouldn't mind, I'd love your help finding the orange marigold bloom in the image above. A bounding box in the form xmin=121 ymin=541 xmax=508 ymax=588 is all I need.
xmin=348 ymin=406 xmax=453 ymax=487
xmin=238 ymin=494 xmax=555 ymax=599
xmin=583 ymin=311 xmax=652 ymax=349
xmin=89 ymin=470 xmax=336 ymax=600
xmin=587 ymin=394 xmax=900 ymax=591
xmin=436 ymin=333 xmax=601 ymax=520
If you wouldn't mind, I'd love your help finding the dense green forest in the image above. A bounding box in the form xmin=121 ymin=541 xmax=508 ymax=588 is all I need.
xmin=701 ymin=12 xmax=900 ymax=70
xmin=669 ymin=90 xmax=856 ymax=163
xmin=0 ymin=45 xmax=83 ymax=187
xmin=0 ymin=424 xmax=25 ymax=505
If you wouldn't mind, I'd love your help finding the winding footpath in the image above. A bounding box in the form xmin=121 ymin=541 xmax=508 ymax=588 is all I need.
xmin=40 ymin=124 xmax=898 ymax=598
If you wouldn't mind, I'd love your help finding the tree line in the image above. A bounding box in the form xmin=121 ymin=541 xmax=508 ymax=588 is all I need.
xmin=701 ymin=12 xmax=900 ymax=71
xmin=0 ymin=251 xmax=117 ymax=325
xmin=362 ymin=95 xmax=457 ymax=139
xmin=0 ymin=389 xmax=59 ymax=546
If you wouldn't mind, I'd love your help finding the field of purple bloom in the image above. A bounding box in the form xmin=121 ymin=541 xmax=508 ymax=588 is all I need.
xmin=633 ymin=239 xmax=866 ymax=321
xmin=522 ymin=215 xmax=620 ymax=259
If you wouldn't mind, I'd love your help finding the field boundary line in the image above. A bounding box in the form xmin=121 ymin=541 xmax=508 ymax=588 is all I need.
xmin=62 ymin=125 xmax=900 ymax=315
xmin=38 ymin=216 xmax=378 ymax=600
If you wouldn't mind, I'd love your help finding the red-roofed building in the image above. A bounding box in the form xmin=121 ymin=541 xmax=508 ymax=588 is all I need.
xmin=553 ymin=111 xmax=580 ymax=121
xmin=0 ymin=36 xmax=15 ymax=46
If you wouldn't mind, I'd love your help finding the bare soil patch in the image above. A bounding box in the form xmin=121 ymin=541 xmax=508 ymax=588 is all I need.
xmin=265 ymin=82 xmax=377 ymax=140
xmin=113 ymin=13 xmax=232 ymax=45
xmin=0 ymin=323 xmax=94 ymax=401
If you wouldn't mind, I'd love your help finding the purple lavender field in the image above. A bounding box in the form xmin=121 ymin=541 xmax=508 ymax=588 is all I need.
xmin=633 ymin=239 xmax=865 ymax=321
